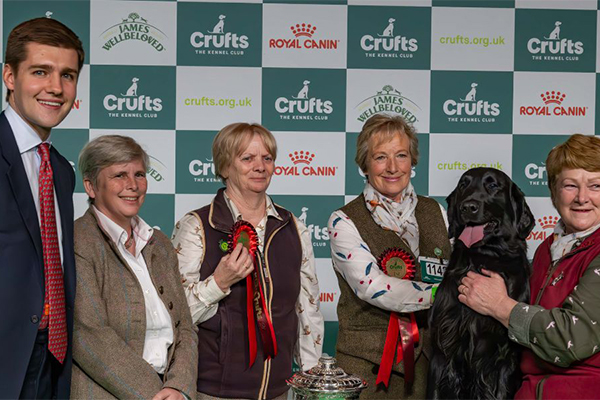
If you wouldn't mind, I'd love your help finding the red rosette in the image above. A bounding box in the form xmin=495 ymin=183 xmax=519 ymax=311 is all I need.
xmin=377 ymin=247 xmax=415 ymax=280
xmin=228 ymin=220 xmax=258 ymax=257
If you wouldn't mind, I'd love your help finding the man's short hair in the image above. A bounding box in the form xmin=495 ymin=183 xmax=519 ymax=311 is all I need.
xmin=5 ymin=17 xmax=85 ymax=101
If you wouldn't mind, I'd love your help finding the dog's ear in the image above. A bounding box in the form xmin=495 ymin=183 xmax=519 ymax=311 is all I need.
xmin=510 ymin=181 xmax=535 ymax=240
xmin=446 ymin=187 xmax=461 ymax=240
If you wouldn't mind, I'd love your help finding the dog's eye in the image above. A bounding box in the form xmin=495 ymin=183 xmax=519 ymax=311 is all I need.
xmin=487 ymin=182 xmax=500 ymax=190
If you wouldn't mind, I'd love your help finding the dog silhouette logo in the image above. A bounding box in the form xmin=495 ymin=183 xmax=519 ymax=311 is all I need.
xmin=298 ymin=207 xmax=309 ymax=225
xmin=379 ymin=18 xmax=396 ymax=38
xmin=293 ymin=80 xmax=311 ymax=99
xmin=45 ymin=11 xmax=53 ymax=19
xmin=122 ymin=77 xmax=140 ymax=97
xmin=460 ymin=83 xmax=478 ymax=102
xmin=209 ymin=15 xmax=226 ymax=34
xmin=545 ymin=21 xmax=561 ymax=40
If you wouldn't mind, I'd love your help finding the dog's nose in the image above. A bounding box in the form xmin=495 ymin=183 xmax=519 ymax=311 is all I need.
xmin=460 ymin=201 xmax=479 ymax=214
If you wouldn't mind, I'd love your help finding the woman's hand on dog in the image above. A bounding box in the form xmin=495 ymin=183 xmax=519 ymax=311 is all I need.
xmin=458 ymin=269 xmax=518 ymax=328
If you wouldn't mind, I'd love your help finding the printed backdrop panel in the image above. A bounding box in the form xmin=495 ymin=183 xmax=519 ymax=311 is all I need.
xmin=346 ymin=68 xmax=430 ymax=133
xmin=90 ymin=0 xmax=176 ymax=65
xmin=431 ymin=7 xmax=515 ymax=71
xmin=513 ymin=71 xmax=595 ymax=134
xmin=262 ymin=3 xmax=347 ymax=69
xmin=428 ymin=134 xmax=512 ymax=197
xmin=176 ymin=66 xmax=262 ymax=130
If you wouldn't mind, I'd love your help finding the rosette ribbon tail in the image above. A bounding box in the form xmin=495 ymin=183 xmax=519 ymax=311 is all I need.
xmin=255 ymin=255 xmax=278 ymax=359
xmin=376 ymin=312 xmax=400 ymax=388
xmin=394 ymin=313 xmax=419 ymax=390
xmin=246 ymin=273 xmax=257 ymax=367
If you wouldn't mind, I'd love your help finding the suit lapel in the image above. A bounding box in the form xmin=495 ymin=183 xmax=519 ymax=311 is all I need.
xmin=0 ymin=113 xmax=44 ymax=281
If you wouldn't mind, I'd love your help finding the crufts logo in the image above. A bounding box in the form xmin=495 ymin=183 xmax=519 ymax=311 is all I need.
xmin=527 ymin=216 xmax=559 ymax=242
xmin=188 ymin=157 xmax=220 ymax=183
xmin=527 ymin=21 xmax=583 ymax=61
xmin=524 ymin=161 xmax=547 ymax=185
xmin=103 ymin=77 xmax=163 ymax=118
xmin=360 ymin=17 xmax=418 ymax=58
xmin=268 ymin=23 xmax=339 ymax=50
xmin=101 ymin=12 xmax=167 ymax=52
xmin=190 ymin=14 xmax=249 ymax=55
xmin=297 ymin=206 xmax=329 ymax=244
xmin=443 ymin=82 xmax=500 ymax=123
xmin=356 ymin=85 xmax=419 ymax=124
xmin=275 ymin=80 xmax=333 ymax=120
xmin=274 ymin=151 xmax=337 ymax=177
xmin=519 ymin=91 xmax=586 ymax=117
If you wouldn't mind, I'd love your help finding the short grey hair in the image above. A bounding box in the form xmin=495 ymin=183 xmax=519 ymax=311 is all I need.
xmin=78 ymin=135 xmax=149 ymax=191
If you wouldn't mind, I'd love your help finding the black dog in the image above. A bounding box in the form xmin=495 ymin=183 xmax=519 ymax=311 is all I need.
xmin=427 ymin=168 xmax=535 ymax=400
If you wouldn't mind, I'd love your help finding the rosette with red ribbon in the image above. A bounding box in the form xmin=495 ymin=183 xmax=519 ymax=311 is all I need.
xmin=376 ymin=247 xmax=419 ymax=389
xmin=378 ymin=248 xmax=416 ymax=280
xmin=228 ymin=221 xmax=259 ymax=256
xmin=229 ymin=221 xmax=277 ymax=367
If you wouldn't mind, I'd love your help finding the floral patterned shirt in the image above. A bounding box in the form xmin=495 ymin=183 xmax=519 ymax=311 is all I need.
xmin=327 ymin=202 xmax=448 ymax=313
xmin=171 ymin=194 xmax=324 ymax=370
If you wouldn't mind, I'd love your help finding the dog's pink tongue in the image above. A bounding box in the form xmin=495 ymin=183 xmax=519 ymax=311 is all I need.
xmin=458 ymin=225 xmax=486 ymax=248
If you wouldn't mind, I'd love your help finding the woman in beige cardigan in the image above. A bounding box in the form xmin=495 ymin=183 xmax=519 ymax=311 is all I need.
xmin=70 ymin=135 xmax=197 ymax=400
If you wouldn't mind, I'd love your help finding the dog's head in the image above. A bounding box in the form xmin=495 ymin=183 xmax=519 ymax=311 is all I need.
xmin=471 ymin=83 xmax=478 ymax=88
xmin=131 ymin=77 xmax=139 ymax=83
xmin=446 ymin=168 xmax=534 ymax=251
xmin=388 ymin=18 xmax=395 ymax=23
xmin=219 ymin=15 xmax=226 ymax=20
xmin=555 ymin=21 xmax=562 ymax=27
xmin=303 ymin=80 xmax=310 ymax=85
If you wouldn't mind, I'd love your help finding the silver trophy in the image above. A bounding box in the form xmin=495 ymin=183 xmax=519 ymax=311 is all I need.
xmin=287 ymin=355 xmax=368 ymax=400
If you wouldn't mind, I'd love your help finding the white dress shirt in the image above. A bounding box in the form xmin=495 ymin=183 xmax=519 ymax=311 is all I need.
xmin=5 ymin=105 xmax=64 ymax=264
xmin=93 ymin=206 xmax=174 ymax=374
xmin=171 ymin=193 xmax=324 ymax=370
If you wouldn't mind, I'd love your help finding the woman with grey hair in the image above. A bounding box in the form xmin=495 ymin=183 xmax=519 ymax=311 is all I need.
xmin=70 ymin=135 xmax=198 ymax=400
xmin=171 ymin=122 xmax=323 ymax=400
xmin=328 ymin=114 xmax=450 ymax=398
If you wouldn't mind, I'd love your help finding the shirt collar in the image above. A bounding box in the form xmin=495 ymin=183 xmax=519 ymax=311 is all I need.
xmin=4 ymin=105 xmax=52 ymax=154
xmin=222 ymin=191 xmax=282 ymax=222
xmin=92 ymin=205 xmax=154 ymax=251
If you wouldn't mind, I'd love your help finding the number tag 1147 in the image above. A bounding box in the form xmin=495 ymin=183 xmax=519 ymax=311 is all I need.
xmin=418 ymin=256 xmax=448 ymax=284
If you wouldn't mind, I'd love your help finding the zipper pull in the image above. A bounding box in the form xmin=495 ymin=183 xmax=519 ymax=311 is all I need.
xmin=551 ymin=271 xmax=564 ymax=286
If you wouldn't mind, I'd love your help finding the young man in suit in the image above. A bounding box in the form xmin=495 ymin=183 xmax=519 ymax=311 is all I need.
xmin=0 ymin=17 xmax=84 ymax=399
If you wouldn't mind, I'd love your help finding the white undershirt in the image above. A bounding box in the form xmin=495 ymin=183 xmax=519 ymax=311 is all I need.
xmin=93 ymin=206 xmax=173 ymax=374
xmin=5 ymin=105 xmax=64 ymax=265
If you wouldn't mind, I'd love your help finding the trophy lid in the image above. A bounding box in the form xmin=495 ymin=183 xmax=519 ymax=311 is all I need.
xmin=287 ymin=354 xmax=368 ymax=393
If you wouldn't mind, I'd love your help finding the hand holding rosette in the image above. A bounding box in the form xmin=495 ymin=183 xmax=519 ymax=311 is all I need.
xmin=213 ymin=240 xmax=254 ymax=292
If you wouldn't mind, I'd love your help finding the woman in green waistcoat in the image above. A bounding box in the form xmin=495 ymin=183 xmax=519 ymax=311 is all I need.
xmin=328 ymin=113 xmax=451 ymax=399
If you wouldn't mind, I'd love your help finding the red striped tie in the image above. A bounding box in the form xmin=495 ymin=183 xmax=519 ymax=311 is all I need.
xmin=38 ymin=143 xmax=67 ymax=364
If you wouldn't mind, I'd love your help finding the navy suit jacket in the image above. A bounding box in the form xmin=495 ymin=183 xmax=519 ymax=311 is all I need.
xmin=0 ymin=112 xmax=76 ymax=399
